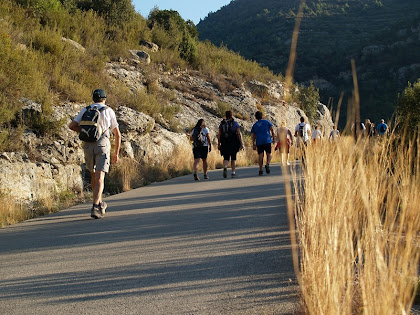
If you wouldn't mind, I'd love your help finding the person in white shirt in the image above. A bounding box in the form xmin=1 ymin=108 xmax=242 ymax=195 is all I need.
xmin=69 ymin=89 xmax=121 ymax=219
xmin=295 ymin=117 xmax=311 ymax=147
xmin=312 ymin=125 xmax=322 ymax=143
xmin=329 ymin=126 xmax=340 ymax=141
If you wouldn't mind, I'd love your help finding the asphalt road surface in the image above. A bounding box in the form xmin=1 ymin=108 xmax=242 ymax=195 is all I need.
xmin=0 ymin=164 xmax=299 ymax=314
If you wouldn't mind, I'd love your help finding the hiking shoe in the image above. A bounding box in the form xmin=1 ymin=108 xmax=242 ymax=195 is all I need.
xmin=99 ymin=201 xmax=107 ymax=216
xmin=223 ymin=167 xmax=227 ymax=178
xmin=204 ymin=174 xmax=209 ymax=180
xmin=91 ymin=205 xmax=102 ymax=219
xmin=193 ymin=173 xmax=199 ymax=181
xmin=265 ymin=164 xmax=271 ymax=174
xmin=259 ymin=170 xmax=263 ymax=176
xmin=231 ymin=173 xmax=237 ymax=178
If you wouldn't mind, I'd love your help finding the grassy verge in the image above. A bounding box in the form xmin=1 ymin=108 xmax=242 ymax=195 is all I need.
xmin=289 ymin=133 xmax=420 ymax=314
xmin=0 ymin=189 xmax=84 ymax=227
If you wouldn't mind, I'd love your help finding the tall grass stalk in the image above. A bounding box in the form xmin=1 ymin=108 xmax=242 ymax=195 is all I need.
xmin=290 ymin=134 xmax=420 ymax=314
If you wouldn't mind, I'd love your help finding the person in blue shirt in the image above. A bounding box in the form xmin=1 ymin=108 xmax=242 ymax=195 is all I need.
xmin=376 ymin=119 xmax=388 ymax=136
xmin=251 ymin=111 xmax=275 ymax=176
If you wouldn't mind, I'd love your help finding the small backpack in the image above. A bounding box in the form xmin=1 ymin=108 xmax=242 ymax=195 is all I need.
xmin=79 ymin=105 xmax=107 ymax=142
xmin=380 ymin=124 xmax=387 ymax=133
xmin=192 ymin=128 xmax=206 ymax=148
xmin=220 ymin=119 xmax=237 ymax=144
xmin=299 ymin=123 xmax=305 ymax=137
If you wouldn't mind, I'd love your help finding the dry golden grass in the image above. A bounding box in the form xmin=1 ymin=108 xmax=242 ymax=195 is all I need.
xmin=0 ymin=193 xmax=28 ymax=227
xmin=288 ymin=133 xmax=420 ymax=314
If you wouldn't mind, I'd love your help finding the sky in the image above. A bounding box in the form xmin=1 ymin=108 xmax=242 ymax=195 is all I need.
xmin=132 ymin=0 xmax=232 ymax=25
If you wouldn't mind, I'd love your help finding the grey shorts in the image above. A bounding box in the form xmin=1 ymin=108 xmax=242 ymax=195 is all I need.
xmin=82 ymin=136 xmax=111 ymax=173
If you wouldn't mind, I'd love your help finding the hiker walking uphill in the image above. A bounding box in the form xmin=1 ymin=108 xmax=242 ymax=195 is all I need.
xmin=251 ymin=111 xmax=275 ymax=176
xmin=295 ymin=117 xmax=311 ymax=165
xmin=311 ymin=125 xmax=322 ymax=143
xmin=275 ymin=121 xmax=293 ymax=166
xmin=377 ymin=119 xmax=388 ymax=137
xmin=68 ymin=89 xmax=121 ymax=219
xmin=295 ymin=117 xmax=311 ymax=147
xmin=189 ymin=119 xmax=212 ymax=181
xmin=329 ymin=125 xmax=340 ymax=141
xmin=218 ymin=111 xmax=244 ymax=178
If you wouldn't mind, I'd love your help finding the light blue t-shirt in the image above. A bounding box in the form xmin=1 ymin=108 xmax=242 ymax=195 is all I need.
xmin=251 ymin=119 xmax=273 ymax=146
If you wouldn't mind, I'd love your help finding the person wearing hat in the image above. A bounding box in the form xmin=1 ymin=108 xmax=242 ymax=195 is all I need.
xmin=69 ymin=89 xmax=121 ymax=219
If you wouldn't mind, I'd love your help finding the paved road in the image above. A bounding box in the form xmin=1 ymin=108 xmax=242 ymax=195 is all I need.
xmin=0 ymin=164 xmax=298 ymax=314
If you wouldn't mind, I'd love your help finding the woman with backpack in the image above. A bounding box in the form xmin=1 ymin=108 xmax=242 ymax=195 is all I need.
xmin=189 ymin=119 xmax=212 ymax=180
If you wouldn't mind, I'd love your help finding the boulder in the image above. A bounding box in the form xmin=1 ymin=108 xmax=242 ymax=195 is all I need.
xmin=139 ymin=40 xmax=159 ymax=52
xmin=61 ymin=37 xmax=86 ymax=53
xmin=129 ymin=50 xmax=151 ymax=65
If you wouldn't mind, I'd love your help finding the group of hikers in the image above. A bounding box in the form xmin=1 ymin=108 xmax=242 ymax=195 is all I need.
xmin=188 ymin=111 xmax=316 ymax=180
xmin=352 ymin=119 xmax=389 ymax=138
xmin=68 ymin=89 xmax=389 ymax=218
xmin=187 ymin=112 xmax=390 ymax=181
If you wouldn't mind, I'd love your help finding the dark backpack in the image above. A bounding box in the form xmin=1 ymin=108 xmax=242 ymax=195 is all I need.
xmin=79 ymin=105 xmax=107 ymax=142
xmin=192 ymin=128 xmax=206 ymax=148
xmin=379 ymin=124 xmax=387 ymax=133
xmin=220 ymin=119 xmax=237 ymax=144
xmin=299 ymin=123 xmax=305 ymax=137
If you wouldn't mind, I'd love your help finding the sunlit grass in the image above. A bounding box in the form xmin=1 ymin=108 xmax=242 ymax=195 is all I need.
xmin=289 ymin=133 xmax=420 ymax=314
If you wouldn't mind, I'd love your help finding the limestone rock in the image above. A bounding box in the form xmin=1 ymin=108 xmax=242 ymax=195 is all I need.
xmin=129 ymin=50 xmax=151 ymax=65
xmin=0 ymin=158 xmax=82 ymax=202
xmin=61 ymin=37 xmax=85 ymax=53
xmin=139 ymin=40 xmax=159 ymax=52
xmin=116 ymin=106 xmax=155 ymax=134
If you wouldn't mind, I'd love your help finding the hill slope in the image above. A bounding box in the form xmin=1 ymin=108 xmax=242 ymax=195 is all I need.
xmin=197 ymin=0 xmax=420 ymax=124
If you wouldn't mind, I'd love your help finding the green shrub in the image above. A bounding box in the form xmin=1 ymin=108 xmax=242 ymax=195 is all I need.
xmin=32 ymin=28 xmax=63 ymax=55
xmin=179 ymin=32 xmax=198 ymax=65
xmin=216 ymin=101 xmax=231 ymax=118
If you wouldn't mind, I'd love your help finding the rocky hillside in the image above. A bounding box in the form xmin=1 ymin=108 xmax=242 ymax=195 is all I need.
xmin=197 ymin=0 xmax=420 ymax=124
xmin=0 ymin=46 xmax=333 ymax=204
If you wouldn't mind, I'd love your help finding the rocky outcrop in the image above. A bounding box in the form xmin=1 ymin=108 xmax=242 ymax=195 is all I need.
xmin=0 ymin=152 xmax=83 ymax=202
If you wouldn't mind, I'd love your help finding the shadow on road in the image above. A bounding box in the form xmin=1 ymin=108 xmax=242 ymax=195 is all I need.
xmin=0 ymin=165 xmax=299 ymax=314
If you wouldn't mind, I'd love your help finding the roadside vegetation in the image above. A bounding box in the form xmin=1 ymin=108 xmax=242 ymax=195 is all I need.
xmin=288 ymin=128 xmax=420 ymax=314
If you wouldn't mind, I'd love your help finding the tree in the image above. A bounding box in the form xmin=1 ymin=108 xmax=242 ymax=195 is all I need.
xmin=76 ymin=0 xmax=135 ymax=26
xmin=148 ymin=9 xmax=198 ymax=39
xmin=396 ymin=79 xmax=420 ymax=133
xmin=298 ymin=82 xmax=320 ymax=122
xmin=179 ymin=31 xmax=198 ymax=65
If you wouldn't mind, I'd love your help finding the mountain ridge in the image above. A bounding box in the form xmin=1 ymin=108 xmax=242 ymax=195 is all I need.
xmin=197 ymin=0 xmax=420 ymax=124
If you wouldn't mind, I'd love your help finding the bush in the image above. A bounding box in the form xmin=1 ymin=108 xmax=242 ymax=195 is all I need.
xmin=216 ymin=101 xmax=231 ymax=118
